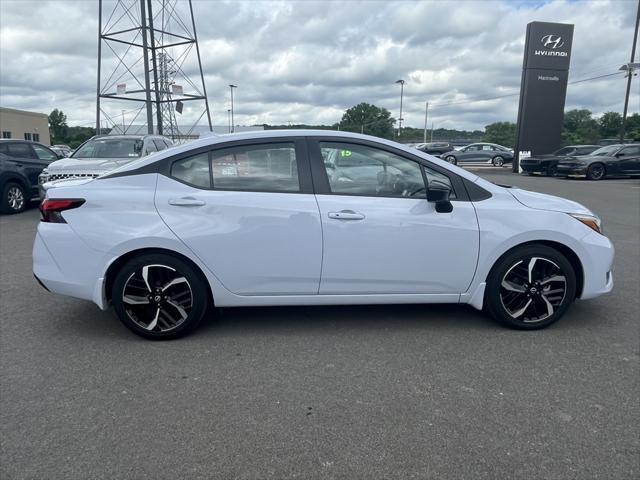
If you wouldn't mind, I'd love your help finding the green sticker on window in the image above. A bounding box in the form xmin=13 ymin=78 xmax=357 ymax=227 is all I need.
xmin=340 ymin=149 xmax=352 ymax=157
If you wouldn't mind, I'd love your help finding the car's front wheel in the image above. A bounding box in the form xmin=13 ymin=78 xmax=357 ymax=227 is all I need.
xmin=492 ymin=156 xmax=505 ymax=167
xmin=112 ymin=253 xmax=209 ymax=339
xmin=586 ymin=163 xmax=606 ymax=181
xmin=485 ymin=245 xmax=576 ymax=330
xmin=445 ymin=155 xmax=457 ymax=165
xmin=1 ymin=182 xmax=26 ymax=214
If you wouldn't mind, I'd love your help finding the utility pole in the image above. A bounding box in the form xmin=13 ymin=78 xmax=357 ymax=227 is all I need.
xmin=620 ymin=0 xmax=640 ymax=142
xmin=430 ymin=122 xmax=434 ymax=142
xmin=395 ymin=79 xmax=405 ymax=137
xmin=423 ymin=101 xmax=429 ymax=144
xmin=227 ymin=109 xmax=231 ymax=133
xmin=229 ymin=84 xmax=237 ymax=133
xmin=96 ymin=0 xmax=212 ymax=137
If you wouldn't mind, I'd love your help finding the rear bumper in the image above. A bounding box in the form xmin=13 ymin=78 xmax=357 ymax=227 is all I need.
xmin=33 ymin=225 xmax=108 ymax=309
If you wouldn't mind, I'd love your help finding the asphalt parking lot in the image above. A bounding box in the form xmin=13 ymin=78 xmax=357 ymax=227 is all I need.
xmin=1 ymin=171 xmax=638 ymax=479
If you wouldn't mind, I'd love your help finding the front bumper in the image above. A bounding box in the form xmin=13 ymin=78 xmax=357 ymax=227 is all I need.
xmin=578 ymin=230 xmax=615 ymax=300
xmin=556 ymin=164 xmax=588 ymax=177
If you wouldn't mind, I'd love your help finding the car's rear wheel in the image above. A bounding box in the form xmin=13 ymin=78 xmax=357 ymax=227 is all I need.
xmin=1 ymin=182 xmax=26 ymax=214
xmin=112 ymin=253 xmax=209 ymax=339
xmin=445 ymin=155 xmax=457 ymax=165
xmin=492 ymin=156 xmax=505 ymax=167
xmin=586 ymin=163 xmax=606 ymax=180
xmin=485 ymin=245 xmax=576 ymax=330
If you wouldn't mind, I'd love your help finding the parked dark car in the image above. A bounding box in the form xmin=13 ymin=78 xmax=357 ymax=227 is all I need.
xmin=0 ymin=140 xmax=58 ymax=213
xmin=556 ymin=144 xmax=640 ymax=180
xmin=520 ymin=145 xmax=600 ymax=176
xmin=416 ymin=142 xmax=454 ymax=157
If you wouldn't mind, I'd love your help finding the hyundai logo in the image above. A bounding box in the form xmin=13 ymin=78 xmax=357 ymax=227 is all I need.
xmin=541 ymin=34 xmax=564 ymax=49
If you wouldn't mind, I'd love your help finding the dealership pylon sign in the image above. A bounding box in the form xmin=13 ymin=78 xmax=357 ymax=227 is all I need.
xmin=514 ymin=22 xmax=574 ymax=171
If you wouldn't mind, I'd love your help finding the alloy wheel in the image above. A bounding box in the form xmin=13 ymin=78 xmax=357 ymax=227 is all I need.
xmin=493 ymin=156 xmax=504 ymax=167
xmin=588 ymin=164 xmax=605 ymax=180
xmin=499 ymin=257 xmax=567 ymax=323
xmin=122 ymin=264 xmax=193 ymax=332
xmin=7 ymin=186 xmax=24 ymax=211
xmin=446 ymin=156 xmax=457 ymax=165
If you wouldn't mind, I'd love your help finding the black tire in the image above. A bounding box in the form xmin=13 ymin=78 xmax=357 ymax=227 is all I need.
xmin=545 ymin=164 xmax=558 ymax=177
xmin=492 ymin=156 xmax=505 ymax=167
xmin=112 ymin=253 xmax=209 ymax=339
xmin=484 ymin=245 xmax=576 ymax=330
xmin=586 ymin=163 xmax=606 ymax=181
xmin=445 ymin=155 xmax=457 ymax=165
xmin=0 ymin=182 xmax=27 ymax=214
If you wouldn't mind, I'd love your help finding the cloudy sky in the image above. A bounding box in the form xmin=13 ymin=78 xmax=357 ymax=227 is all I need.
xmin=0 ymin=0 xmax=638 ymax=131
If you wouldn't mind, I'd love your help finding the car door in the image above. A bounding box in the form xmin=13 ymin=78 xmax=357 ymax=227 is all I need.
xmin=460 ymin=144 xmax=483 ymax=162
xmin=2 ymin=142 xmax=46 ymax=192
xmin=614 ymin=145 xmax=640 ymax=174
xmin=154 ymin=138 xmax=323 ymax=295
xmin=309 ymin=139 xmax=479 ymax=295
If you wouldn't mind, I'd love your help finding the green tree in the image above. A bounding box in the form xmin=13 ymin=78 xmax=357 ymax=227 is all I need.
xmin=598 ymin=111 xmax=622 ymax=138
xmin=483 ymin=122 xmax=516 ymax=148
xmin=562 ymin=109 xmax=599 ymax=144
xmin=623 ymin=113 xmax=640 ymax=140
xmin=48 ymin=109 xmax=69 ymax=144
xmin=339 ymin=103 xmax=395 ymax=139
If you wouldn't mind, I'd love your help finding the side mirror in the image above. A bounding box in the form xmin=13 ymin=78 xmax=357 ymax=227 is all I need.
xmin=56 ymin=153 xmax=64 ymax=159
xmin=427 ymin=181 xmax=453 ymax=213
xmin=615 ymin=152 xmax=625 ymax=157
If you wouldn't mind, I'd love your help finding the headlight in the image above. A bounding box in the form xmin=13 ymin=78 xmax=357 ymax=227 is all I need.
xmin=569 ymin=213 xmax=602 ymax=234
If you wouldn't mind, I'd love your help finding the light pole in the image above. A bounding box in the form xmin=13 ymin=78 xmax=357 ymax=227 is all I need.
xmin=395 ymin=79 xmax=405 ymax=137
xmin=227 ymin=109 xmax=231 ymax=133
xmin=619 ymin=0 xmax=640 ymax=142
xmin=229 ymin=84 xmax=237 ymax=133
xmin=423 ymin=101 xmax=429 ymax=144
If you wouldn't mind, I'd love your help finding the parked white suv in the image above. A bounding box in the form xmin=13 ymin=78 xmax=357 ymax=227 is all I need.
xmin=38 ymin=134 xmax=173 ymax=197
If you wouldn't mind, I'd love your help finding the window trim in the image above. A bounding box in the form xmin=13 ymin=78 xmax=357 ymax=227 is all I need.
xmin=306 ymin=137 xmax=469 ymax=201
xmin=164 ymin=138 xmax=314 ymax=194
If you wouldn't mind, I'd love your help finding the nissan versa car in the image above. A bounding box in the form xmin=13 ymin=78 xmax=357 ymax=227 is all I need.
xmin=33 ymin=130 xmax=614 ymax=339
xmin=39 ymin=134 xmax=173 ymax=197
xmin=441 ymin=143 xmax=514 ymax=166
xmin=556 ymin=144 xmax=640 ymax=180
xmin=520 ymin=145 xmax=600 ymax=176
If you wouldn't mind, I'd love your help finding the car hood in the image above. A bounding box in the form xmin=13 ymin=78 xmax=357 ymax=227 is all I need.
xmin=507 ymin=187 xmax=593 ymax=215
xmin=46 ymin=157 xmax=137 ymax=172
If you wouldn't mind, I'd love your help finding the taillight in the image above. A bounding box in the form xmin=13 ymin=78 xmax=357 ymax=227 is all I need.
xmin=39 ymin=198 xmax=85 ymax=223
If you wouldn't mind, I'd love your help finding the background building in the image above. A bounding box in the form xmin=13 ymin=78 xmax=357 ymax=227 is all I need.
xmin=0 ymin=107 xmax=50 ymax=145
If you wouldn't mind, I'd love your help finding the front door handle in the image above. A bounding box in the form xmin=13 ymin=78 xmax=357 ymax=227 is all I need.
xmin=168 ymin=197 xmax=206 ymax=207
xmin=328 ymin=210 xmax=365 ymax=220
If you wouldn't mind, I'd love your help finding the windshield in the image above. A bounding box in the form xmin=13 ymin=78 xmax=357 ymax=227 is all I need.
xmin=588 ymin=145 xmax=619 ymax=156
xmin=553 ymin=147 xmax=574 ymax=156
xmin=72 ymin=138 xmax=143 ymax=159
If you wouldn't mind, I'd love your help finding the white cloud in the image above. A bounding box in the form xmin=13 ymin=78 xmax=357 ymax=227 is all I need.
xmin=0 ymin=0 xmax=637 ymax=131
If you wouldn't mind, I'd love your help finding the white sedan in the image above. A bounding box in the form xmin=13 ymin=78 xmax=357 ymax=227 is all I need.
xmin=33 ymin=130 xmax=614 ymax=339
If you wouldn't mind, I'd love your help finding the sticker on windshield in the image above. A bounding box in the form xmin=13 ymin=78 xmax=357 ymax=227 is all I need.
xmin=340 ymin=149 xmax=352 ymax=157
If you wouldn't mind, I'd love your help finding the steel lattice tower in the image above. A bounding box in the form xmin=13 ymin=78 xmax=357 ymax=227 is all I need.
xmin=96 ymin=0 xmax=212 ymax=139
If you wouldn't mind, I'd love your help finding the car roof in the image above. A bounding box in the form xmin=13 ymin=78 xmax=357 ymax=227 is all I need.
xmin=564 ymin=145 xmax=599 ymax=148
xmin=103 ymin=129 xmax=482 ymax=182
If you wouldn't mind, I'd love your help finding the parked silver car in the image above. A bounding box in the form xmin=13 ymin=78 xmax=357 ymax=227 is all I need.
xmin=39 ymin=134 xmax=173 ymax=197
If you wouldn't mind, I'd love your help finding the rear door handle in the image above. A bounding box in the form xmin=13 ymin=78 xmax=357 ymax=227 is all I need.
xmin=168 ymin=197 xmax=206 ymax=207
xmin=328 ymin=210 xmax=365 ymax=220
